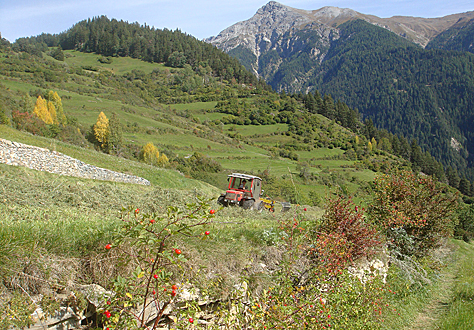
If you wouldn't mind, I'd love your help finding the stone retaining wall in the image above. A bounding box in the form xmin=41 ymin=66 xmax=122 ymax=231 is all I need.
xmin=0 ymin=138 xmax=150 ymax=185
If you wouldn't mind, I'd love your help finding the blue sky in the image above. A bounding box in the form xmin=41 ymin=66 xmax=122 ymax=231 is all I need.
xmin=1 ymin=0 xmax=472 ymax=42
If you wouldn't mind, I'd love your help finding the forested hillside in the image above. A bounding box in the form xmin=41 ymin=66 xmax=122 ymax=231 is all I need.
xmin=12 ymin=16 xmax=268 ymax=90
xmin=305 ymin=20 xmax=474 ymax=182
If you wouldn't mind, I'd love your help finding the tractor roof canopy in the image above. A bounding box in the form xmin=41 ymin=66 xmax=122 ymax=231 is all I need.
xmin=228 ymin=173 xmax=262 ymax=181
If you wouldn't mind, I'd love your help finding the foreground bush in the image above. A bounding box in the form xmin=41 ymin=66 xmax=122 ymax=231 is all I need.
xmin=369 ymin=169 xmax=458 ymax=257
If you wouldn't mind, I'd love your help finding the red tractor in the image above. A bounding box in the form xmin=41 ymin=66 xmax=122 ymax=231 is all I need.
xmin=217 ymin=173 xmax=263 ymax=210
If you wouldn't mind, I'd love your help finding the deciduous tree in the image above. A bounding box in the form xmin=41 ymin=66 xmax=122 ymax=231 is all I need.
xmin=139 ymin=142 xmax=168 ymax=167
xmin=93 ymin=111 xmax=110 ymax=149
xmin=48 ymin=91 xmax=66 ymax=125
xmin=33 ymin=95 xmax=52 ymax=124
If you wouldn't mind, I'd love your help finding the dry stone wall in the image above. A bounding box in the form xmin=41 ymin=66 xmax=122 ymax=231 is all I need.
xmin=0 ymin=138 xmax=150 ymax=185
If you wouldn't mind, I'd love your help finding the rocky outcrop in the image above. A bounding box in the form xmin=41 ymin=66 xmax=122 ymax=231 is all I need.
xmin=206 ymin=1 xmax=474 ymax=81
xmin=207 ymin=1 xmax=474 ymax=51
xmin=0 ymin=138 xmax=150 ymax=185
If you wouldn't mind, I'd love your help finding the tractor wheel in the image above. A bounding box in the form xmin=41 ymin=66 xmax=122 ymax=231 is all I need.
xmin=242 ymin=199 xmax=254 ymax=210
xmin=217 ymin=195 xmax=228 ymax=207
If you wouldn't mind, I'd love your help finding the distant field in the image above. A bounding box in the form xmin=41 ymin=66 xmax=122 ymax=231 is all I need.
xmin=63 ymin=50 xmax=166 ymax=74
xmin=171 ymin=102 xmax=218 ymax=112
xmin=224 ymin=123 xmax=289 ymax=137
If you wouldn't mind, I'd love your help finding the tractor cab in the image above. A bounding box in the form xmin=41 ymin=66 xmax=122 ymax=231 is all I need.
xmin=217 ymin=173 xmax=263 ymax=210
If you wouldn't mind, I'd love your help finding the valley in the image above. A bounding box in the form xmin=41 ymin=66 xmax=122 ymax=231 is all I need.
xmin=1 ymin=3 xmax=473 ymax=328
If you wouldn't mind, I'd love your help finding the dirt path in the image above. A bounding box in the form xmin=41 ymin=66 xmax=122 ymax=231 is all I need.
xmin=404 ymin=251 xmax=459 ymax=330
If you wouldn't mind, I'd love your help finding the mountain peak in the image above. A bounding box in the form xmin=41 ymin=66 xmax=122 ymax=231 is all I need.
xmin=258 ymin=1 xmax=287 ymax=13
xmin=205 ymin=1 xmax=313 ymax=50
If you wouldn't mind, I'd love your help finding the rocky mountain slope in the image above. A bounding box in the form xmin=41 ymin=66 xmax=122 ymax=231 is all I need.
xmin=206 ymin=1 xmax=474 ymax=76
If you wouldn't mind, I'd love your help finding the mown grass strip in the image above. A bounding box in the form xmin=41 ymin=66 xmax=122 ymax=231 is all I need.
xmin=439 ymin=240 xmax=474 ymax=330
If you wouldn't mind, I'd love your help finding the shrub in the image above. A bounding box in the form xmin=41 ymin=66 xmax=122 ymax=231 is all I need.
xmin=101 ymin=201 xmax=214 ymax=329
xmin=369 ymin=169 xmax=459 ymax=257
xmin=11 ymin=110 xmax=49 ymax=136
xmin=319 ymin=195 xmax=381 ymax=265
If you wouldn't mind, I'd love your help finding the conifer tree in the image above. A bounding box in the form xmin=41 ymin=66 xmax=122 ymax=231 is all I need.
xmin=108 ymin=112 xmax=123 ymax=153
xmin=0 ymin=104 xmax=10 ymax=125
xmin=459 ymin=176 xmax=471 ymax=195
xmin=446 ymin=166 xmax=461 ymax=189
xmin=20 ymin=93 xmax=34 ymax=113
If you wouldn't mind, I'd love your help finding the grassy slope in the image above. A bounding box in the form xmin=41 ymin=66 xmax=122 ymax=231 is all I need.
xmin=0 ymin=156 xmax=323 ymax=299
xmin=0 ymin=48 xmax=384 ymax=204
xmin=0 ymin=125 xmax=217 ymax=191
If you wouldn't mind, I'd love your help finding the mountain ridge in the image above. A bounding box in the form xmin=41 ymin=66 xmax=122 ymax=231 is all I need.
xmin=206 ymin=1 xmax=474 ymax=55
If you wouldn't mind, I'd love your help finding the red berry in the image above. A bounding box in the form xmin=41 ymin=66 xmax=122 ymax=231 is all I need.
xmin=134 ymin=208 xmax=139 ymax=214
xmin=171 ymin=290 xmax=176 ymax=297
xmin=304 ymin=208 xmax=307 ymax=211
xmin=153 ymin=274 xmax=158 ymax=279
xmin=105 ymin=243 xmax=112 ymax=250
xmin=205 ymin=231 xmax=210 ymax=235
xmin=174 ymin=248 xmax=182 ymax=255
xmin=172 ymin=285 xmax=178 ymax=290
xmin=150 ymin=219 xmax=155 ymax=224
xmin=189 ymin=318 xmax=194 ymax=323
xmin=210 ymin=209 xmax=215 ymax=214
xmin=152 ymin=290 xmax=156 ymax=295
xmin=106 ymin=300 xmax=111 ymax=305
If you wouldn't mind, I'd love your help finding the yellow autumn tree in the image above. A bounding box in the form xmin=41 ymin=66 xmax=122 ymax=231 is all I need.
xmin=93 ymin=112 xmax=110 ymax=149
xmin=371 ymin=137 xmax=377 ymax=150
xmin=33 ymin=96 xmax=53 ymax=124
xmin=48 ymin=91 xmax=66 ymax=125
xmin=139 ymin=142 xmax=169 ymax=167
xmin=47 ymin=101 xmax=57 ymax=125
xmin=157 ymin=153 xmax=169 ymax=167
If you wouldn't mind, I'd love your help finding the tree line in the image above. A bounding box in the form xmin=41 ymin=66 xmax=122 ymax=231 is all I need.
xmin=11 ymin=16 xmax=269 ymax=90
